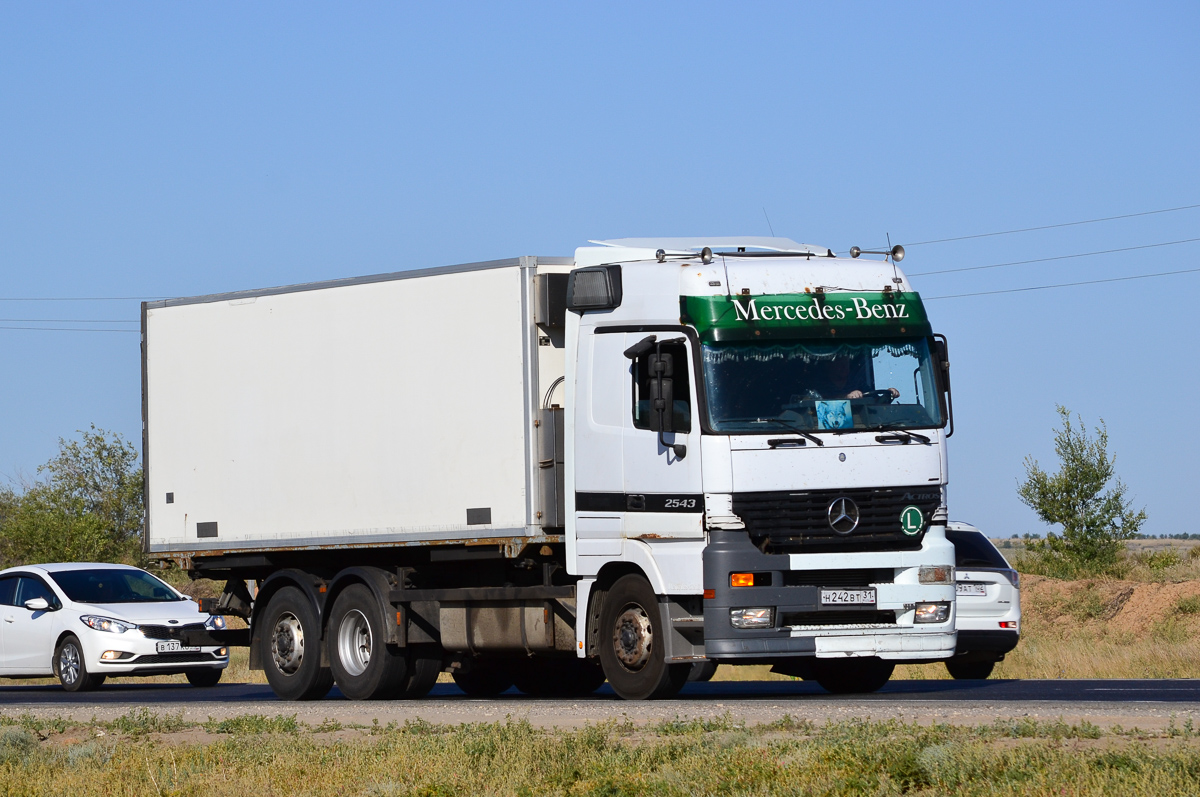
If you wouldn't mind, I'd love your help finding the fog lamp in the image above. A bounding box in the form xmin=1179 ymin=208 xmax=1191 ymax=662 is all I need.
xmin=914 ymin=603 xmax=950 ymax=623
xmin=999 ymin=621 xmax=1017 ymax=629
xmin=730 ymin=607 xmax=774 ymax=629
xmin=918 ymin=565 xmax=955 ymax=584
xmin=218 ymin=647 xmax=228 ymax=656
xmin=100 ymin=650 xmax=132 ymax=660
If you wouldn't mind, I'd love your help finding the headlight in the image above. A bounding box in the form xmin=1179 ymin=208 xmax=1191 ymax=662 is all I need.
xmin=919 ymin=565 xmax=955 ymax=584
xmin=914 ymin=603 xmax=951 ymax=623
xmin=80 ymin=615 xmax=136 ymax=634
xmin=730 ymin=607 xmax=774 ymax=629
xmin=204 ymin=615 xmax=227 ymax=631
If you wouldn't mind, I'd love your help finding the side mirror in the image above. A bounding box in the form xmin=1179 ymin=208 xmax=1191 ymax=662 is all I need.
xmin=24 ymin=597 xmax=50 ymax=612
xmin=647 ymin=353 xmax=675 ymax=433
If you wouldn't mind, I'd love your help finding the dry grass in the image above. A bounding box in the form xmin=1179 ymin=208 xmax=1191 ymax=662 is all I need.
xmin=4 ymin=711 xmax=1200 ymax=796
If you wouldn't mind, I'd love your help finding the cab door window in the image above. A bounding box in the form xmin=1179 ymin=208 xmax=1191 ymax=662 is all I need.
xmin=15 ymin=577 xmax=58 ymax=609
xmin=631 ymin=340 xmax=692 ymax=432
xmin=0 ymin=576 xmax=16 ymax=606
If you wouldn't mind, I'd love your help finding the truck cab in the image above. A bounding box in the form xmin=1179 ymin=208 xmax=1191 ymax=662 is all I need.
xmin=563 ymin=238 xmax=957 ymax=696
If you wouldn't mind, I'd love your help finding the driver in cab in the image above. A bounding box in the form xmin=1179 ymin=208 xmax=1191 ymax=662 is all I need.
xmin=810 ymin=357 xmax=899 ymax=401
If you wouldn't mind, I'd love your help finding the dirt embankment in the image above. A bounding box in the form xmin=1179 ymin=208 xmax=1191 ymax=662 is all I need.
xmin=1020 ymin=575 xmax=1200 ymax=640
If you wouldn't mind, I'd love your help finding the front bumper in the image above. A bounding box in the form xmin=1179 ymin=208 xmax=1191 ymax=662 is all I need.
xmin=78 ymin=628 xmax=228 ymax=675
xmin=703 ymin=529 xmax=957 ymax=661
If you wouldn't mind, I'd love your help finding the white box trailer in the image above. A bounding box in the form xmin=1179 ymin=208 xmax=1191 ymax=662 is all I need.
xmin=144 ymin=257 xmax=570 ymax=557
xmin=144 ymin=238 xmax=959 ymax=702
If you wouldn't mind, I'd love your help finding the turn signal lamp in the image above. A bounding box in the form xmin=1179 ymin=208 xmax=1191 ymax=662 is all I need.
xmin=730 ymin=573 xmax=755 ymax=587
xmin=918 ymin=565 xmax=955 ymax=584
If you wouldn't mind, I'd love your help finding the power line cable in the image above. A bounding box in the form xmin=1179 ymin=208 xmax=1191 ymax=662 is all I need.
xmin=897 ymin=202 xmax=1200 ymax=248
xmin=908 ymin=237 xmax=1200 ymax=277
xmin=0 ymin=296 xmax=165 ymax=302
xmin=0 ymin=318 xmax=138 ymax=324
xmin=923 ymin=266 xmax=1200 ymax=301
xmin=0 ymin=326 xmax=139 ymax=333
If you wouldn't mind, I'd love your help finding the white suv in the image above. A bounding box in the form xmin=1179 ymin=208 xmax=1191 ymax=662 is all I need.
xmin=0 ymin=563 xmax=228 ymax=691
xmin=944 ymin=522 xmax=1020 ymax=679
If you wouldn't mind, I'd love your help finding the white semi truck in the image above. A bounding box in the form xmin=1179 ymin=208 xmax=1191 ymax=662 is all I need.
xmin=143 ymin=237 xmax=957 ymax=700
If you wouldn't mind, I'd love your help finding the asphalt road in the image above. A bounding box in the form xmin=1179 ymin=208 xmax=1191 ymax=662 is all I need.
xmin=5 ymin=679 xmax=1200 ymax=730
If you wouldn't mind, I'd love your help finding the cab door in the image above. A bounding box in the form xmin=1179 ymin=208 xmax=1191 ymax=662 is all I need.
xmin=621 ymin=333 xmax=704 ymax=539
xmin=572 ymin=330 xmax=627 ymax=563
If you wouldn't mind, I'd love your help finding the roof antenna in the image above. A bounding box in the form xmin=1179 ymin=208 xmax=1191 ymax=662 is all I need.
xmin=762 ymin=208 xmax=775 ymax=237
xmin=887 ymin=232 xmax=902 ymax=290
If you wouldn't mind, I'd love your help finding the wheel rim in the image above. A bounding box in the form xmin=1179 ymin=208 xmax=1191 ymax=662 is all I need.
xmin=59 ymin=644 xmax=80 ymax=685
xmin=337 ymin=609 xmax=372 ymax=677
xmin=612 ymin=603 xmax=654 ymax=671
xmin=271 ymin=611 xmax=305 ymax=675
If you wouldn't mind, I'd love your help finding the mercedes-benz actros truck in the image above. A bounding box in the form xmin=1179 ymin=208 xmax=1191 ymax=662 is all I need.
xmin=143 ymin=236 xmax=957 ymax=700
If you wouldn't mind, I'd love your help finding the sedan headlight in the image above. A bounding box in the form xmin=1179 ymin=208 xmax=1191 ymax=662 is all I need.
xmin=204 ymin=615 xmax=227 ymax=631
xmin=80 ymin=615 xmax=136 ymax=634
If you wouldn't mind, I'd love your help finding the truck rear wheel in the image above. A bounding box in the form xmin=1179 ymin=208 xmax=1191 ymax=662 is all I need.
xmin=512 ymin=657 xmax=606 ymax=697
xmin=259 ymin=586 xmax=334 ymax=701
xmin=453 ymin=658 xmax=515 ymax=697
xmin=398 ymin=644 xmax=442 ymax=698
xmin=329 ymin=584 xmax=408 ymax=700
xmin=598 ymin=574 xmax=689 ymax=700
xmin=812 ymin=658 xmax=894 ymax=694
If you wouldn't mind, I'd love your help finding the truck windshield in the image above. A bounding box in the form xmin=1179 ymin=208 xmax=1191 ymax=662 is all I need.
xmin=701 ymin=337 xmax=944 ymax=433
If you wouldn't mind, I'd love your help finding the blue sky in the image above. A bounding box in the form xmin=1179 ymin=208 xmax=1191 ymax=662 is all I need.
xmin=2 ymin=3 xmax=1197 ymax=536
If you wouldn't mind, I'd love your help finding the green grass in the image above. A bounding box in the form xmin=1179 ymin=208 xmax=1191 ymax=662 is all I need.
xmin=2 ymin=712 xmax=1200 ymax=795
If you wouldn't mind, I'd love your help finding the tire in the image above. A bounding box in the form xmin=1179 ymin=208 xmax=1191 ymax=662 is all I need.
xmin=186 ymin=668 xmax=223 ymax=688
xmin=397 ymin=644 xmax=442 ymax=699
xmin=946 ymin=659 xmax=995 ymax=680
xmin=597 ymin=574 xmax=690 ymax=700
xmin=55 ymin=636 xmax=104 ymax=692
xmin=453 ymin=659 xmax=515 ymax=697
xmin=328 ymin=585 xmax=408 ymax=700
xmin=688 ymin=661 xmax=718 ymax=682
xmin=812 ymin=658 xmax=894 ymax=694
xmin=259 ymin=586 xmax=334 ymax=701
xmin=512 ymin=657 xmax=607 ymax=697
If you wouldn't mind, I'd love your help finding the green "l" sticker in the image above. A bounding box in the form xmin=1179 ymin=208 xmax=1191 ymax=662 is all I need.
xmin=900 ymin=506 xmax=924 ymax=536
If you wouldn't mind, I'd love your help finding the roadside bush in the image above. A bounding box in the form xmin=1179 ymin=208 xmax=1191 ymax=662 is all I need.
xmin=0 ymin=426 xmax=143 ymax=568
xmin=1018 ymin=406 xmax=1145 ymax=576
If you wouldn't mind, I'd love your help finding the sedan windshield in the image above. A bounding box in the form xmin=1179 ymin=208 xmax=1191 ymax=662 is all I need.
xmin=49 ymin=568 xmax=184 ymax=604
xmin=701 ymin=337 xmax=944 ymax=433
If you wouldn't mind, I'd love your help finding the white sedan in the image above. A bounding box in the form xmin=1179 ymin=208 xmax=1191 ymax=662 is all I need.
xmin=0 ymin=562 xmax=228 ymax=691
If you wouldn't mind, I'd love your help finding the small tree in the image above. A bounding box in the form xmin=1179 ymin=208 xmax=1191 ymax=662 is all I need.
xmin=1018 ymin=405 xmax=1145 ymax=574
xmin=0 ymin=426 xmax=144 ymax=567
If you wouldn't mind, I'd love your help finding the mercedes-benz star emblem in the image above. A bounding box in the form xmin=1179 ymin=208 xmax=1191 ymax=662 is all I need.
xmin=827 ymin=497 xmax=860 ymax=535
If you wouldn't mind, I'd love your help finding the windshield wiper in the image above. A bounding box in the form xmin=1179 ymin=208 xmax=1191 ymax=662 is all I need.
xmin=868 ymin=423 xmax=931 ymax=444
xmin=757 ymin=418 xmax=825 ymax=447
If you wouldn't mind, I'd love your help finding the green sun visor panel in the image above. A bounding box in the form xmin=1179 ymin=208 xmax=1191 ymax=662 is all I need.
xmin=681 ymin=292 xmax=932 ymax=342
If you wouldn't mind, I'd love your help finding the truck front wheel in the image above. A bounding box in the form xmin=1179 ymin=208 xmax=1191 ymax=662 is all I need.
xmin=598 ymin=575 xmax=689 ymax=700
xmin=329 ymin=584 xmax=408 ymax=700
xmin=812 ymin=658 xmax=894 ymax=694
xmin=259 ymin=586 xmax=334 ymax=701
